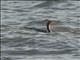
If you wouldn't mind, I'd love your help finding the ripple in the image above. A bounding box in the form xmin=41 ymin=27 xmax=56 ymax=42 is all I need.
xmin=1 ymin=1 xmax=80 ymax=60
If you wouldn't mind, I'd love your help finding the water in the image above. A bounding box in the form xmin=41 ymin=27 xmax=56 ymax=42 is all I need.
xmin=1 ymin=0 xmax=80 ymax=60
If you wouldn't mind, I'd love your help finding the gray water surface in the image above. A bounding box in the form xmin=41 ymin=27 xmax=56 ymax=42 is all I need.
xmin=1 ymin=0 xmax=80 ymax=60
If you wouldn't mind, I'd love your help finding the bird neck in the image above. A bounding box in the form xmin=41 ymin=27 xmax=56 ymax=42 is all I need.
xmin=47 ymin=21 xmax=51 ymax=32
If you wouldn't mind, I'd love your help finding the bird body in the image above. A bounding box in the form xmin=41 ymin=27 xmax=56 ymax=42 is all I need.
xmin=46 ymin=19 xmax=79 ymax=32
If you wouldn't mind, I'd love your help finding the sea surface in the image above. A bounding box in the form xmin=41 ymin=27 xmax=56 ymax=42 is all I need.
xmin=1 ymin=0 xmax=80 ymax=60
